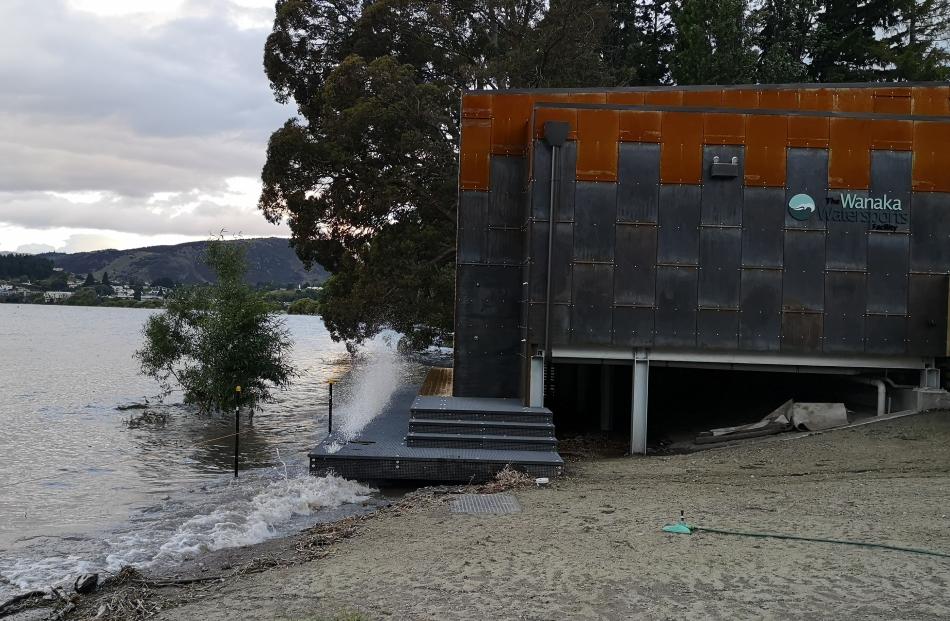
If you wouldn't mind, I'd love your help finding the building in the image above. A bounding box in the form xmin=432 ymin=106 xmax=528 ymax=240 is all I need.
xmin=453 ymin=82 xmax=950 ymax=453
xmin=44 ymin=291 xmax=73 ymax=302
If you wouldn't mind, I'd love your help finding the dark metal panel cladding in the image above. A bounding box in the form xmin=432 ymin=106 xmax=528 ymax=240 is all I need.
xmin=489 ymin=156 xmax=525 ymax=228
xmin=528 ymin=221 xmax=573 ymax=304
xmin=867 ymin=232 xmax=909 ymax=314
xmin=657 ymin=185 xmax=701 ymax=265
xmin=458 ymin=191 xmax=489 ymax=263
xmin=531 ymin=140 xmax=576 ymax=222
xmin=558 ymin=140 xmax=577 ymax=221
xmin=783 ymin=229 xmax=826 ymax=311
xmin=785 ymin=148 xmax=828 ymax=231
xmin=907 ymin=274 xmax=949 ymax=356
xmin=781 ymin=311 xmax=823 ymax=353
xmin=531 ymin=140 xmax=552 ymax=220
xmin=456 ymin=264 xmax=522 ymax=323
xmin=612 ymin=307 xmax=654 ymax=347
xmin=699 ymin=227 xmax=741 ymax=308
xmin=870 ymin=150 xmax=911 ymax=234
xmin=865 ymin=315 xmax=907 ymax=355
xmin=571 ymin=263 xmax=613 ymax=345
xmin=825 ymin=189 xmax=869 ymax=271
xmin=617 ymin=143 xmax=660 ymax=223
xmin=741 ymin=187 xmax=785 ymax=268
xmin=701 ymin=145 xmax=744 ymax=226
xmin=823 ymin=271 xmax=866 ymax=353
xmin=655 ymin=266 xmax=698 ymax=347
xmin=454 ymin=320 xmax=522 ymax=398
xmin=739 ymin=268 xmax=782 ymax=351
xmin=910 ymin=192 xmax=950 ymax=273
xmin=454 ymin=264 xmax=523 ymax=398
xmin=488 ymin=227 xmax=522 ymax=265
xmin=573 ymin=182 xmax=616 ymax=262
xmin=698 ymin=309 xmax=739 ymax=349
xmin=527 ymin=302 xmax=572 ymax=347
xmin=614 ymin=224 xmax=657 ymax=306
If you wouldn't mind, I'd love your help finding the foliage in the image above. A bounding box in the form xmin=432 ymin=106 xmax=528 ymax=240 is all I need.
xmin=101 ymin=271 xmax=111 ymax=287
xmin=65 ymin=288 xmax=100 ymax=306
xmin=260 ymin=0 xmax=950 ymax=350
xmin=287 ymin=297 xmax=321 ymax=315
xmin=0 ymin=254 xmax=54 ymax=280
xmin=151 ymin=276 xmax=177 ymax=289
xmin=83 ymin=272 xmax=97 ymax=287
xmin=136 ymin=238 xmax=296 ymax=412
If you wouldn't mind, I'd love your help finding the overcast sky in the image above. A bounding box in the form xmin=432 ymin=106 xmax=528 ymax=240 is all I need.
xmin=0 ymin=0 xmax=292 ymax=253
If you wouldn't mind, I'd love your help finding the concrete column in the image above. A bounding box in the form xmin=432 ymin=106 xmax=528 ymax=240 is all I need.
xmin=599 ymin=364 xmax=612 ymax=431
xmin=630 ymin=349 xmax=649 ymax=455
xmin=529 ymin=354 xmax=545 ymax=407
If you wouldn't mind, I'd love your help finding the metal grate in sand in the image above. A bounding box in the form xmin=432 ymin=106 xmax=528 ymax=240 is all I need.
xmin=450 ymin=493 xmax=521 ymax=515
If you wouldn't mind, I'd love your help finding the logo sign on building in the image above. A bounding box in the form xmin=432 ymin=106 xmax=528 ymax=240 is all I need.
xmin=787 ymin=192 xmax=908 ymax=227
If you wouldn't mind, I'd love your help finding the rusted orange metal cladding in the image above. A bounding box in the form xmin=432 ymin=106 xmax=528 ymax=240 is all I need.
xmin=913 ymin=121 xmax=950 ymax=192
xmin=744 ymin=115 xmax=788 ymax=187
xmin=828 ymin=118 xmax=872 ymax=189
xmin=660 ymin=112 xmax=704 ymax=184
xmin=460 ymin=84 xmax=950 ymax=191
xmin=576 ymin=109 xmax=620 ymax=181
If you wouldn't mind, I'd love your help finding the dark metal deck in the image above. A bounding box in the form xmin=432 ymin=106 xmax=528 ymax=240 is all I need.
xmin=309 ymin=386 xmax=563 ymax=483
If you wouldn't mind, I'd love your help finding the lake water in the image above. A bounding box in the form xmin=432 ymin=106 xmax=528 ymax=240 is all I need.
xmin=0 ymin=304 xmax=438 ymax=600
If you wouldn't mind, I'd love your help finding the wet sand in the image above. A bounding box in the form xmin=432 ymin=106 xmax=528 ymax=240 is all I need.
xmin=83 ymin=411 xmax=950 ymax=620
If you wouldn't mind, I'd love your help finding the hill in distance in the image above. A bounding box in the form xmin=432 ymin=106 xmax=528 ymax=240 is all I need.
xmin=42 ymin=237 xmax=327 ymax=287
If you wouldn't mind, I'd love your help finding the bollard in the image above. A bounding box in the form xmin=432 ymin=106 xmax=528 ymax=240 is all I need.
xmin=234 ymin=385 xmax=241 ymax=478
xmin=328 ymin=380 xmax=334 ymax=434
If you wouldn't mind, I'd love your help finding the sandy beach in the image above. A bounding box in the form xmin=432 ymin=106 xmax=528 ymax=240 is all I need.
xmin=22 ymin=409 xmax=948 ymax=621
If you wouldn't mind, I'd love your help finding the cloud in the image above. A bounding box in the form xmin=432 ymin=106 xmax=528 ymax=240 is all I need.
xmin=0 ymin=0 xmax=295 ymax=251
xmin=15 ymin=243 xmax=57 ymax=254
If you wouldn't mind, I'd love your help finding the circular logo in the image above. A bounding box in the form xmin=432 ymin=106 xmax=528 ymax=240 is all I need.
xmin=788 ymin=193 xmax=816 ymax=221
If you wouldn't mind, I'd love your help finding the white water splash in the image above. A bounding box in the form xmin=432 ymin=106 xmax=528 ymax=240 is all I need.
xmin=326 ymin=331 xmax=407 ymax=453
xmin=142 ymin=474 xmax=375 ymax=564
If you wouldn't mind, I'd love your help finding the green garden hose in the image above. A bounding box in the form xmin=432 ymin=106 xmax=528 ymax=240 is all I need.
xmin=662 ymin=522 xmax=950 ymax=559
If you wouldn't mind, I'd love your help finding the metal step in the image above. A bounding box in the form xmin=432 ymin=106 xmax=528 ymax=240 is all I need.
xmin=405 ymin=432 xmax=558 ymax=452
xmin=409 ymin=418 xmax=555 ymax=437
xmin=411 ymin=397 xmax=553 ymax=424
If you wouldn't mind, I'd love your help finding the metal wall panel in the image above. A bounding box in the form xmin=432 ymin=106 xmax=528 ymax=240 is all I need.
xmin=571 ymin=264 xmax=614 ymax=345
xmin=783 ymin=229 xmax=826 ymax=310
xmin=701 ymin=146 xmax=744 ymax=226
xmin=617 ymin=143 xmax=660 ymax=223
xmin=658 ymin=185 xmax=701 ymax=265
xmin=739 ymin=268 xmax=782 ymax=351
xmin=489 ymin=156 xmax=525 ymax=227
xmin=785 ymin=148 xmax=828 ymax=231
xmin=612 ymin=307 xmax=654 ymax=347
xmin=488 ymin=228 xmax=522 ymax=265
xmin=907 ymin=274 xmax=949 ymax=356
xmin=865 ymin=315 xmax=907 ymax=355
xmin=781 ymin=311 xmax=823 ymax=353
xmin=741 ymin=188 xmax=785 ymax=268
xmin=699 ymin=228 xmax=741 ymax=307
xmin=823 ymin=271 xmax=866 ymax=352
xmin=867 ymin=232 xmax=909 ymax=314
xmin=574 ymin=182 xmax=616 ymax=262
xmin=531 ymin=141 xmax=552 ymax=220
xmin=655 ymin=266 xmax=698 ymax=346
xmin=527 ymin=302 xmax=571 ymax=348
xmin=458 ymin=191 xmax=489 ymax=263
xmin=456 ymin=264 xmax=522 ymax=322
xmin=698 ymin=309 xmax=739 ymax=349
xmin=824 ymin=189 xmax=868 ymax=271
xmin=870 ymin=150 xmax=911 ymax=233
xmin=530 ymin=222 xmax=574 ymax=304
xmin=558 ymin=141 xmax=578 ymax=221
xmin=910 ymin=192 xmax=950 ymax=273
xmin=614 ymin=224 xmax=657 ymax=306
